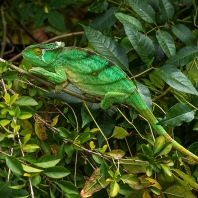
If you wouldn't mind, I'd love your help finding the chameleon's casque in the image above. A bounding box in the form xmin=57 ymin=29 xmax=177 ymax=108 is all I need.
xmin=22 ymin=41 xmax=198 ymax=162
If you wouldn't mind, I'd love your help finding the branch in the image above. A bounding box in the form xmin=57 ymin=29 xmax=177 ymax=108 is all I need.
xmin=0 ymin=59 xmax=100 ymax=103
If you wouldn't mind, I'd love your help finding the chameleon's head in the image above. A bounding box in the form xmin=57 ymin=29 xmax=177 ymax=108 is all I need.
xmin=22 ymin=41 xmax=65 ymax=67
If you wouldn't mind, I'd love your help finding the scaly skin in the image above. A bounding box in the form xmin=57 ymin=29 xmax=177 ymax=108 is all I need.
xmin=22 ymin=41 xmax=198 ymax=162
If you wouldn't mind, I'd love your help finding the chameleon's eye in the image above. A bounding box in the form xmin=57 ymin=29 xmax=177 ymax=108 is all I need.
xmin=33 ymin=47 xmax=42 ymax=56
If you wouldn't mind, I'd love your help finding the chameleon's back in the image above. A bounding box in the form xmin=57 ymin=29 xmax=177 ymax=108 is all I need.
xmin=58 ymin=47 xmax=136 ymax=96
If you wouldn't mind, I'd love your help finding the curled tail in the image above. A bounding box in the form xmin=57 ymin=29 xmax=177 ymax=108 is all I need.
xmin=129 ymin=90 xmax=198 ymax=162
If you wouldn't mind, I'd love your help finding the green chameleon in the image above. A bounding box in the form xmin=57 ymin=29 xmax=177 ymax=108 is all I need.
xmin=22 ymin=41 xmax=198 ymax=162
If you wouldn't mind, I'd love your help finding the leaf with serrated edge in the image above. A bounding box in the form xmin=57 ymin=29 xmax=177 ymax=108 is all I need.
xmin=165 ymin=45 xmax=198 ymax=67
xmin=115 ymin=13 xmax=144 ymax=31
xmin=159 ymin=0 xmax=174 ymax=20
xmin=88 ymin=0 xmax=108 ymax=13
xmin=159 ymin=103 xmax=195 ymax=126
xmin=126 ymin=0 xmax=155 ymax=23
xmin=156 ymin=65 xmax=198 ymax=96
xmin=172 ymin=24 xmax=196 ymax=46
xmin=82 ymin=25 xmax=128 ymax=69
xmin=156 ymin=30 xmax=176 ymax=58
xmin=123 ymin=23 xmax=155 ymax=67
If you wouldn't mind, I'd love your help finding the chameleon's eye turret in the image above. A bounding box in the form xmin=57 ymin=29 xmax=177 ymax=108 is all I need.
xmin=34 ymin=47 xmax=42 ymax=56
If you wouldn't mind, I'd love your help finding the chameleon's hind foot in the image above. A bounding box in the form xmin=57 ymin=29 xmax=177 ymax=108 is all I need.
xmin=55 ymin=81 xmax=69 ymax=93
xmin=100 ymin=92 xmax=130 ymax=110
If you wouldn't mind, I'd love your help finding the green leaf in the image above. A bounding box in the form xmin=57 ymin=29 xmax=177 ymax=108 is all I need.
xmin=0 ymin=181 xmax=12 ymax=198
xmin=188 ymin=142 xmax=198 ymax=156
xmin=153 ymin=136 xmax=165 ymax=155
xmin=10 ymin=94 xmax=19 ymax=105
xmin=172 ymin=169 xmax=198 ymax=190
xmin=164 ymin=185 xmax=196 ymax=198
xmin=81 ymin=102 xmax=100 ymax=128
xmin=48 ymin=10 xmax=66 ymax=31
xmin=165 ymin=46 xmax=198 ymax=67
xmin=18 ymin=112 xmax=33 ymax=119
xmin=110 ymin=181 xmax=120 ymax=197
xmin=92 ymin=154 xmax=103 ymax=164
xmin=123 ymin=23 xmax=155 ymax=67
xmin=136 ymin=81 xmax=152 ymax=111
xmin=49 ymin=0 xmax=73 ymax=8
xmin=31 ymin=175 xmax=41 ymax=186
xmin=157 ymin=142 xmax=172 ymax=156
xmin=146 ymin=165 xmax=152 ymax=177
xmin=34 ymin=155 xmax=60 ymax=168
xmin=156 ymin=65 xmax=198 ymax=95
xmin=64 ymin=143 xmax=75 ymax=158
xmin=120 ymin=174 xmax=142 ymax=190
xmin=156 ymin=30 xmax=176 ymax=58
xmin=126 ymin=0 xmax=155 ymax=23
xmin=150 ymin=186 xmax=161 ymax=195
xmin=159 ymin=103 xmax=195 ymax=126
xmin=172 ymin=24 xmax=196 ymax=46
xmin=78 ymin=132 xmax=95 ymax=144
xmin=57 ymin=127 xmax=71 ymax=138
xmin=55 ymin=181 xmax=79 ymax=195
xmin=4 ymin=92 xmax=10 ymax=104
xmin=159 ymin=0 xmax=174 ymax=20
xmin=90 ymin=7 xmax=119 ymax=32
xmin=106 ymin=149 xmax=125 ymax=159
xmin=88 ymin=0 xmax=108 ymax=13
xmin=111 ymin=126 xmax=128 ymax=139
xmin=20 ymin=3 xmax=33 ymax=22
xmin=22 ymin=164 xmax=43 ymax=173
xmin=149 ymin=70 xmax=165 ymax=91
xmin=0 ymin=119 xmax=11 ymax=127
xmin=35 ymin=8 xmax=48 ymax=27
xmin=5 ymin=156 xmax=23 ymax=176
xmin=122 ymin=159 xmax=149 ymax=173
xmin=1 ymin=71 xmax=18 ymax=81
xmin=82 ymin=25 xmax=128 ymax=69
xmin=14 ymin=96 xmax=38 ymax=106
xmin=161 ymin=164 xmax=172 ymax=177
xmin=141 ymin=144 xmax=153 ymax=157
xmin=115 ymin=13 xmax=144 ymax=31
xmin=43 ymin=166 xmax=70 ymax=178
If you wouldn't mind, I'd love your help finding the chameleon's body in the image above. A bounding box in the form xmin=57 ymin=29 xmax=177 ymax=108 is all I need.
xmin=22 ymin=41 xmax=198 ymax=162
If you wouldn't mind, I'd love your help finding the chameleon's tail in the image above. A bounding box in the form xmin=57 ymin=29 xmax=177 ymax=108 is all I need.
xmin=129 ymin=90 xmax=198 ymax=162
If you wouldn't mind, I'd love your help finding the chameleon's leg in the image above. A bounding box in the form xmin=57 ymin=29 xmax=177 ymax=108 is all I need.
xmin=55 ymin=81 xmax=69 ymax=93
xmin=100 ymin=92 xmax=130 ymax=109
xmin=29 ymin=64 xmax=67 ymax=84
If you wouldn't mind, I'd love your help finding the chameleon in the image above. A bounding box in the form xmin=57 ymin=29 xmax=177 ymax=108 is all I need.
xmin=22 ymin=41 xmax=198 ymax=162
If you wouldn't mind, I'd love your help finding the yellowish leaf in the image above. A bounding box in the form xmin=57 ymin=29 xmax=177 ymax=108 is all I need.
xmin=50 ymin=115 xmax=59 ymax=127
xmin=34 ymin=118 xmax=47 ymax=140
xmin=145 ymin=178 xmax=162 ymax=189
xmin=106 ymin=149 xmax=125 ymax=159
xmin=23 ymin=173 xmax=31 ymax=177
xmin=89 ymin=141 xmax=95 ymax=150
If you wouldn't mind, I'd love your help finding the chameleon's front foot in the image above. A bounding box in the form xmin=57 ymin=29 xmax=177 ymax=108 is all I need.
xmin=29 ymin=67 xmax=46 ymax=76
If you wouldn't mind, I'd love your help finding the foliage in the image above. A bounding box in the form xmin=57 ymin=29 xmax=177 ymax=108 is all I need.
xmin=1 ymin=0 xmax=198 ymax=197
